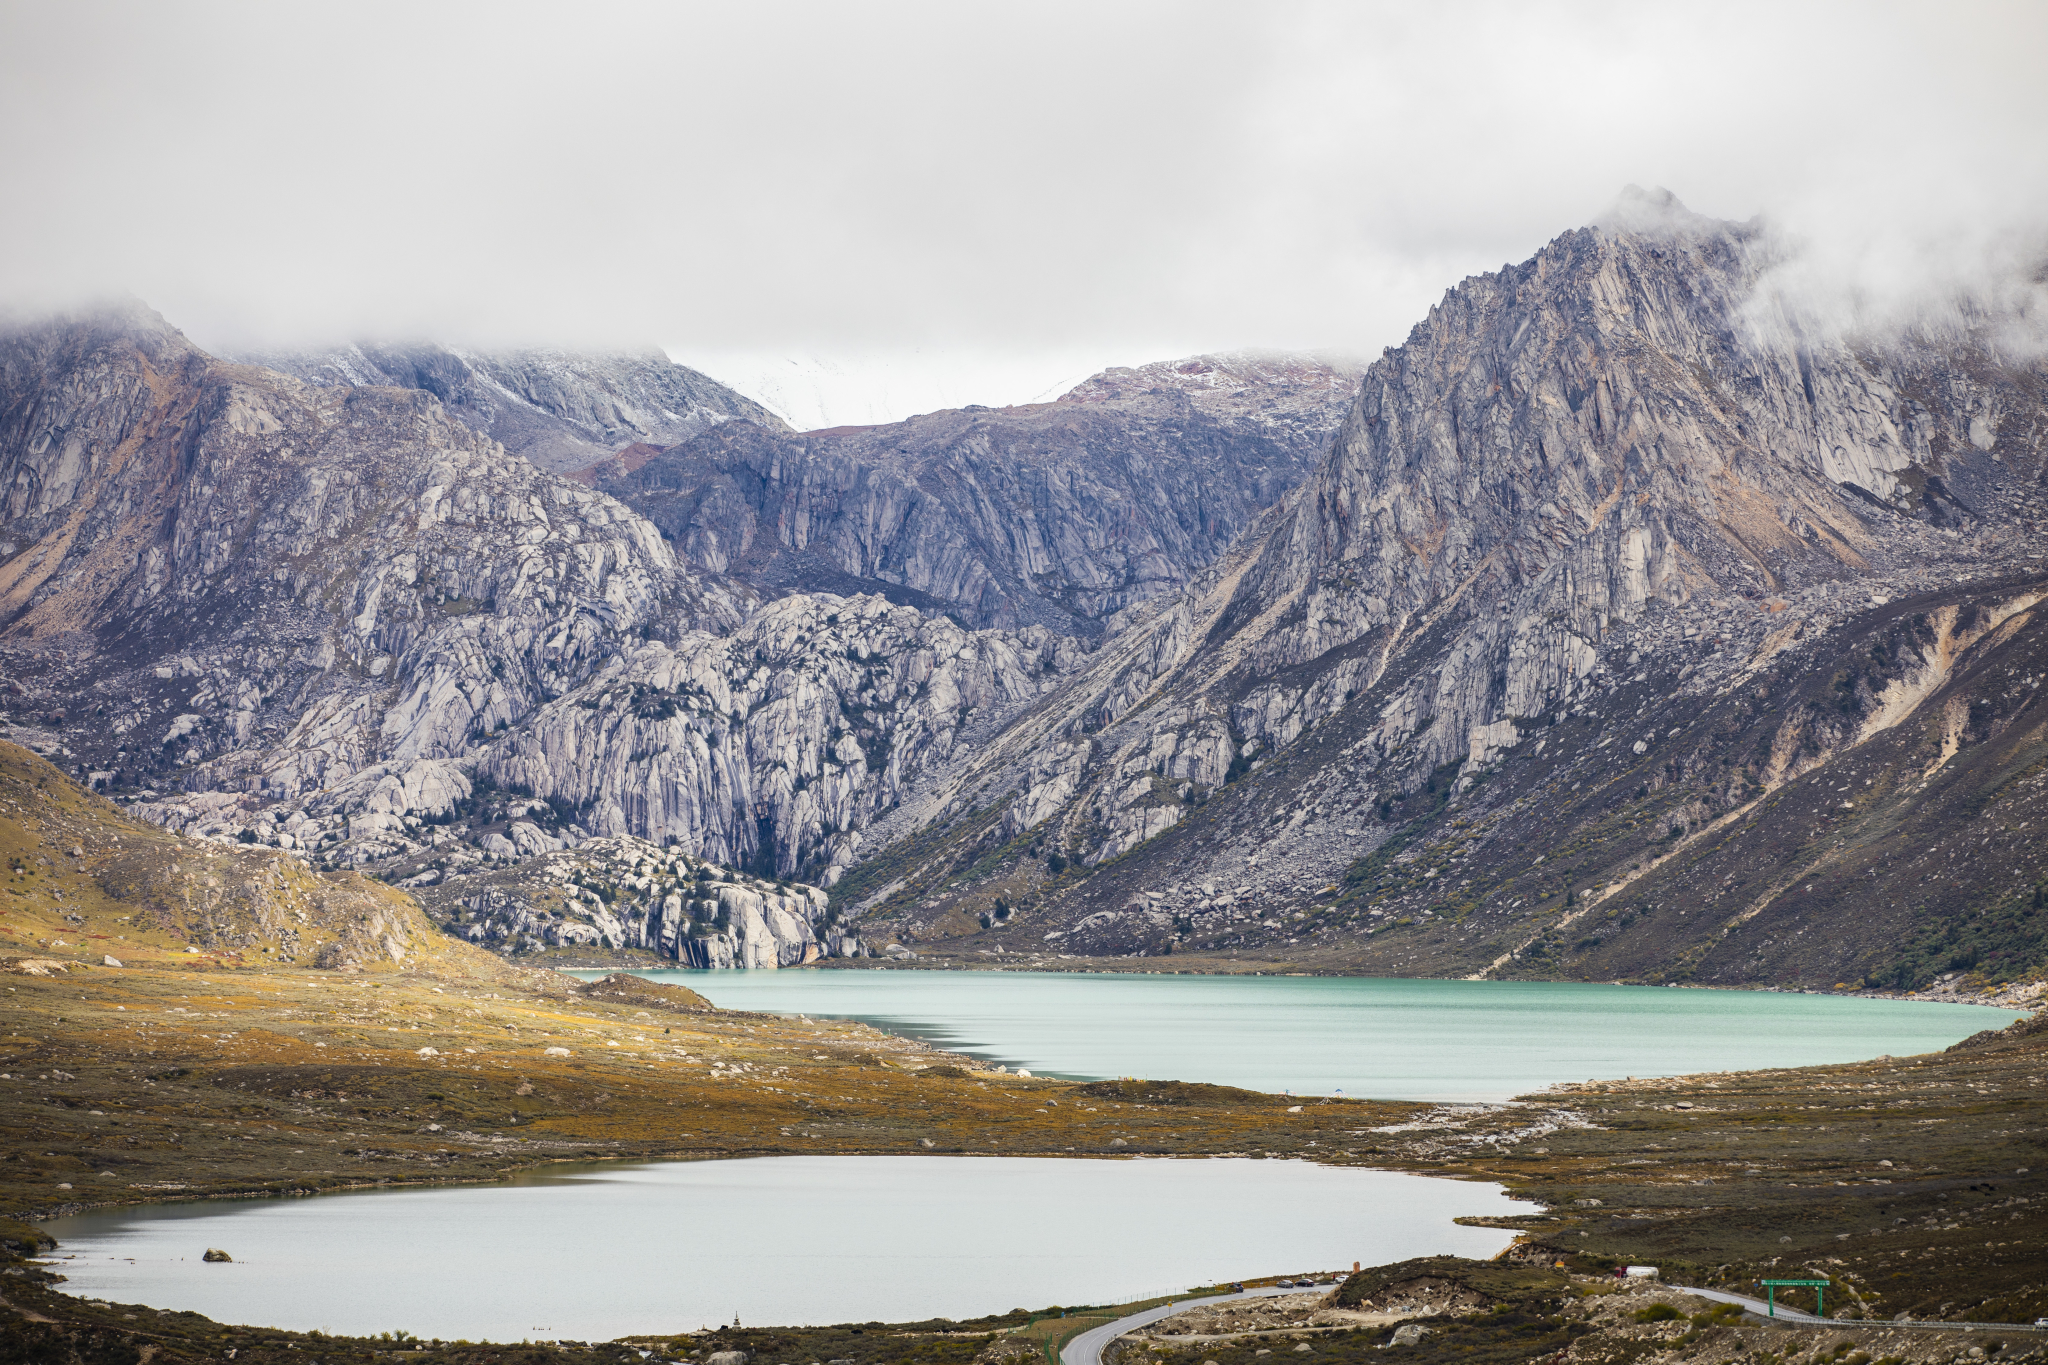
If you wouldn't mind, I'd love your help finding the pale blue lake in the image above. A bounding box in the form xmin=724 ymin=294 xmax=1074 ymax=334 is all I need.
xmin=591 ymin=971 xmax=2020 ymax=1102
xmin=43 ymin=1157 xmax=1516 ymax=1339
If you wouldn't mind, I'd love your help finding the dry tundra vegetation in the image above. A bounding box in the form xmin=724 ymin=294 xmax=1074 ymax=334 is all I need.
xmin=0 ymin=743 xmax=2044 ymax=1364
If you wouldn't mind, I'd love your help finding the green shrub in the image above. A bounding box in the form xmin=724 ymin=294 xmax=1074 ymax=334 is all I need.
xmin=1632 ymin=1303 xmax=1683 ymax=1323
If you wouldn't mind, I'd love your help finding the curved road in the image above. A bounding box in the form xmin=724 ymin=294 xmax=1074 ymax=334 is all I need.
xmin=1061 ymin=1286 xmax=1301 ymax=1365
xmin=1060 ymin=1280 xmax=2042 ymax=1365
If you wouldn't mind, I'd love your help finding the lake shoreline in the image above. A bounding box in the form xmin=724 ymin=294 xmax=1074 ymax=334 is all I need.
xmin=535 ymin=951 xmax=2044 ymax=1011
xmin=0 ymin=964 xmax=1432 ymax=1228
xmin=5 ymin=958 xmax=2044 ymax=1338
xmin=576 ymin=968 xmax=2026 ymax=1104
xmin=37 ymin=1157 xmax=1520 ymax=1338
xmin=10 ymin=1005 xmax=2048 ymax=1339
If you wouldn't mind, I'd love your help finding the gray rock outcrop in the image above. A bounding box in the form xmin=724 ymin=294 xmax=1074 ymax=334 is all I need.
xmin=415 ymin=834 xmax=847 ymax=967
xmin=0 ymin=303 xmax=741 ymax=857
xmin=480 ymin=591 xmax=1087 ymax=884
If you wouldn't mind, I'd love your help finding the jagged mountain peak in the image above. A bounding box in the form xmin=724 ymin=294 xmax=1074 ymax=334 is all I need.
xmin=0 ymin=303 xmax=751 ymax=823
xmin=823 ymin=208 xmax=2048 ymax=984
xmin=8 ymin=218 xmax=2047 ymax=989
xmin=585 ymin=349 xmax=1361 ymax=636
xmin=1233 ymin=199 xmax=1977 ymax=685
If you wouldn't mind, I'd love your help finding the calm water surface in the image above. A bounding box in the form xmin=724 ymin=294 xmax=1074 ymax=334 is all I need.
xmin=44 ymin=1157 xmax=1515 ymax=1339
xmin=45 ymin=977 xmax=2013 ymax=1337
xmin=597 ymin=972 xmax=2019 ymax=1102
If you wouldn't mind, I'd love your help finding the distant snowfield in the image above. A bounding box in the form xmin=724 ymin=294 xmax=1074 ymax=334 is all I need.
xmin=668 ymin=346 xmax=1121 ymax=430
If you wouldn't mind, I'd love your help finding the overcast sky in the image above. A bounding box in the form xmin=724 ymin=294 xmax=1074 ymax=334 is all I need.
xmin=4 ymin=1 xmax=2045 ymax=422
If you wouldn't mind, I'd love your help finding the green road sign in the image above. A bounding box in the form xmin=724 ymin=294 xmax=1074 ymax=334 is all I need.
xmin=1760 ymin=1278 xmax=1830 ymax=1318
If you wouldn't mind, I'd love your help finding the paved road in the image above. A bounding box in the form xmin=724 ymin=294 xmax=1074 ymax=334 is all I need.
xmin=1669 ymin=1285 xmax=2042 ymax=1334
xmin=1671 ymin=1286 xmax=1827 ymax=1324
xmin=1060 ymin=1286 xmax=1306 ymax=1365
xmin=1057 ymin=1278 xmax=2036 ymax=1365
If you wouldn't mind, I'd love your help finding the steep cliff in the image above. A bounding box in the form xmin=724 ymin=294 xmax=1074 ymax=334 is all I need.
xmin=828 ymin=192 xmax=2048 ymax=989
xmin=239 ymin=342 xmax=790 ymax=472
xmin=474 ymin=591 xmax=1086 ymax=885
xmin=583 ymin=351 xmax=1363 ymax=634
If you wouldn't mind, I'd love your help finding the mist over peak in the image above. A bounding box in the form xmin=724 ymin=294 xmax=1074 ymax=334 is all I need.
xmin=1592 ymin=185 xmax=1733 ymax=241
xmin=1738 ymin=214 xmax=2048 ymax=359
xmin=5 ymin=4 xmax=2042 ymax=391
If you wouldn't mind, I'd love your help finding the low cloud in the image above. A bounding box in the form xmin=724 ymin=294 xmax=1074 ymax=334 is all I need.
xmin=1740 ymin=209 xmax=2048 ymax=359
xmin=2 ymin=1 xmax=2043 ymax=413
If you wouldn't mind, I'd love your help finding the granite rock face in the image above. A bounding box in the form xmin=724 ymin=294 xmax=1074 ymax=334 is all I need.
xmin=584 ymin=351 xmax=1363 ymax=635
xmin=0 ymin=304 xmax=743 ymax=860
xmin=479 ymin=592 xmax=1087 ymax=885
xmin=1201 ymin=193 xmax=1986 ymax=777
xmin=829 ymin=193 xmax=2048 ymax=985
xmin=0 ymin=309 xmax=1328 ymax=958
xmin=238 ymin=342 xmax=789 ymax=473
xmin=411 ymin=833 xmax=849 ymax=967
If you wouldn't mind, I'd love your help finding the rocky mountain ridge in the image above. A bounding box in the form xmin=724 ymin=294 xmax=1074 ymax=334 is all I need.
xmin=238 ymin=341 xmax=789 ymax=473
xmin=0 ymin=307 xmax=1341 ymax=940
xmin=8 ymin=191 xmax=2048 ymax=988
xmin=579 ymin=350 xmax=1364 ymax=635
xmin=815 ymin=192 xmax=2048 ymax=990
xmin=0 ymin=303 xmax=744 ymax=848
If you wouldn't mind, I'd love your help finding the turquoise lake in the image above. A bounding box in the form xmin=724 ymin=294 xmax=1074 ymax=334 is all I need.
xmin=589 ymin=971 xmax=2020 ymax=1102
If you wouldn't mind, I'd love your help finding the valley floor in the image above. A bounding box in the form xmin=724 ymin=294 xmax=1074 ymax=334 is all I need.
xmin=3 ymin=952 xmax=2045 ymax=1351
xmin=2 ymin=741 xmax=2046 ymax=1360
xmin=0 ymin=962 xmax=1407 ymax=1219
